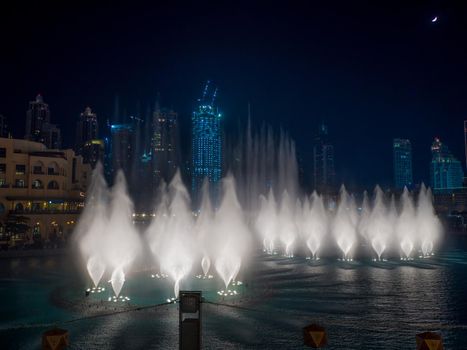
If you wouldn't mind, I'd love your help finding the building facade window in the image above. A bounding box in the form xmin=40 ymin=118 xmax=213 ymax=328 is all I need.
xmin=47 ymin=180 xmax=59 ymax=190
xmin=0 ymin=148 xmax=5 ymax=157
xmin=47 ymin=162 xmax=59 ymax=175
xmin=15 ymin=179 xmax=26 ymax=188
xmin=33 ymin=166 xmax=43 ymax=174
xmin=32 ymin=161 xmax=44 ymax=174
xmin=15 ymin=164 xmax=26 ymax=175
xmin=32 ymin=179 xmax=43 ymax=189
xmin=0 ymin=164 xmax=5 ymax=174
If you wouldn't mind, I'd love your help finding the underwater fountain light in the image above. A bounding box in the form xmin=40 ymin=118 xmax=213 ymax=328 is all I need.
xmin=217 ymin=289 xmax=238 ymax=297
xmin=85 ymin=286 xmax=105 ymax=295
xmin=109 ymin=295 xmax=130 ymax=302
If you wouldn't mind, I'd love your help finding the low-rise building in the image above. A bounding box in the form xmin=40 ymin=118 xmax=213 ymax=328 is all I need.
xmin=0 ymin=137 xmax=91 ymax=246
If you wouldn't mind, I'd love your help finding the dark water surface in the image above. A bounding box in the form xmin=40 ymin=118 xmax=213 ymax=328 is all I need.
xmin=1 ymin=236 xmax=467 ymax=349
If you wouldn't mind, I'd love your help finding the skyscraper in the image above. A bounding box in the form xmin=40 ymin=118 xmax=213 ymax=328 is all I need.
xmin=75 ymin=107 xmax=103 ymax=168
xmin=76 ymin=107 xmax=98 ymax=150
xmin=431 ymin=137 xmax=464 ymax=192
xmin=152 ymin=101 xmax=179 ymax=187
xmin=41 ymin=122 xmax=62 ymax=149
xmin=192 ymin=82 xmax=222 ymax=208
xmin=110 ymin=122 xmax=134 ymax=181
xmin=25 ymin=94 xmax=61 ymax=149
xmin=312 ymin=123 xmax=335 ymax=194
xmin=25 ymin=94 xmax=50 ymax=143
xmin=393 ymin=138 xmax=413 ymax=189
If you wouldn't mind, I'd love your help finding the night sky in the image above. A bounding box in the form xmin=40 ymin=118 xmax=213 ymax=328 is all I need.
xmin=1 ymin=1 xmax=467 ymax=190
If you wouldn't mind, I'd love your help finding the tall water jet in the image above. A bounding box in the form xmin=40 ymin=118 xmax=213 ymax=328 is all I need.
xmin=195 ymin=181 xmax=214 ymax=276
xmin=416 ymin=185 xmax=442 ymax=257
xmin=396 ymin=187 xmax=417 ymax=259
xmin=75 ymin=163 xmax=109 ymax=288
xmin=333 ymin=186 xmax=357 ymax=260
xmin=214 ymin=175 xmax=251 ymax=288
xmin=86 ymin=256 xmax=106 ymax=288
xmin=367 ymin=186 xmax=393 ymax=260
xmin=146 ymin=183 xmax=170 ymax=275
xmin=110 ymin=265 xmax=126 ymax=298
xmin=104 ymin=171 xmax=141 ymax=297
xmin=358 ymin=191 xmax=371 ymax=241
xmin=255 ymin=189 xmax=277 ymax=254
xmin=149 ymin=171 xmax=195 ymax=297
xmin=278 ymin=191 xmax=297 ymax=257
xmin=302 ymin=192 xmax=328 ymax=259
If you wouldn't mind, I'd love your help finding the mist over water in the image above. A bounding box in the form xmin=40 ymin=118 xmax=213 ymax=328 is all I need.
xmin=76 ymin=126 xmax=443 ymax=298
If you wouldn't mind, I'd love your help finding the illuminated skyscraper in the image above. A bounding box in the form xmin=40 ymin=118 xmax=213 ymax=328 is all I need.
xmin=152 ymin=101 xmax=179 ymax=187
xmin=76 ymin=107 xmax=98 ymax=151
xmin=192 ymin=82 xmax=222 ymax=208
xmin=393 ymin=138 xmax=413 ymax=189
xmin=41 ymin=122 xmax=62 ymax=149
xmin=25 ymin=94 xmax=50 ymax=143
xmin=75 ymin=107 xmax=103 ymax=167
xmin=25 ymin=94 xmax=61 ymax=149
xmin=312 ymin=123 xmax=335 ymax=194
xmin=431 ymin=137 xmax=464 ymax=192
xmin=110 ymin=122 xmax=134 ymax=180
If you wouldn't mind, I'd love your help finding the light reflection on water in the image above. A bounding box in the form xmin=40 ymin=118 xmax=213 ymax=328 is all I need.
xmin=1 ymin=243 xmax=467 ymax=349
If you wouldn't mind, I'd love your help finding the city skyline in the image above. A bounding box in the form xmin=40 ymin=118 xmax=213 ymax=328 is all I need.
xmin=0 ymin=89 xmax=465 ymax=193
xmin=1 ymin=2 xmax=467 ymax=189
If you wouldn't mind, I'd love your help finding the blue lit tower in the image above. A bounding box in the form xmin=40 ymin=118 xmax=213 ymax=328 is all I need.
xmin=393 ymin=138 xmax=413 ymax=189
xmin=430 ymin=137 xmax=464 ymax=193
xmin=192 ymin=82 xmax=222 ymax=208
xmin=312 ymin=122 xmax=335 ymax=194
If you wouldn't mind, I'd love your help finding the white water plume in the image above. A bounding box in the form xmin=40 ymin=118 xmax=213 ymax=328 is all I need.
xmin=277 ymin=191 xmax=297 ymax=257
xmin=147 ymin=171 xmax=195 ymax=297
xmin=302 ymin=192 xmax=328 ymax=259
xmin=110 ymin=265 xmax=126 ymax=298
xmin=396 ymin=188 xmax=417 ymax=259
xmin=214 ymin=175 xmax=250 ymax=288
xmin=75 ymin=163 xmax=109 ymax=288
xmin=255 ymin=189 xmax=277 ymax=253
xmin=416 ymin=184 xmax=442 ymax=256
xmin=195 ymin=181 xmax=215 ymax=276
xmin=86 ymin=256 xmax=106 ymax=288
xmin=333 ymin=186 xmax=357 ymax=259
xmin=358 ymin=191 xmax=371 ymax=241
xmin=366 ymin=186 xmax=392 ymax=260
xmin=104 ymin=171 xmax=141 ymax=296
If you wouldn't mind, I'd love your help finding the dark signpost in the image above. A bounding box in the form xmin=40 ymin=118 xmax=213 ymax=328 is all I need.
xmin=179 ymin=291 xmax=202 ymax=350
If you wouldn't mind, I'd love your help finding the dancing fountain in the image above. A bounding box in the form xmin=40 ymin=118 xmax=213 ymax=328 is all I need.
xmin=333 ymin=186 xmax=358 ymax=261
xmin=76 ymin=126 xmax=442 ymax=301
xmin=301 ymin=192 xmax=328 ymax=259
xmin=366 ymin=186 xmax=392 ymax=261
xmin=147 ymin=172 xmax=195 ymax=297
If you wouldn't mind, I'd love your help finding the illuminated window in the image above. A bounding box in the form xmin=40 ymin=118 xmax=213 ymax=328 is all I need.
xmin=32 ymin=179 xmax=43 ymax=189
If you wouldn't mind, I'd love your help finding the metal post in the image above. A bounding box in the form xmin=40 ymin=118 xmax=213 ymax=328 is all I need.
xmin=179 ymin=291 xmax=202 ymax=350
